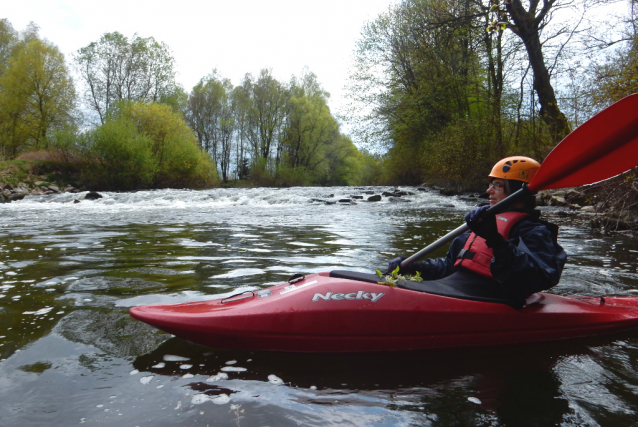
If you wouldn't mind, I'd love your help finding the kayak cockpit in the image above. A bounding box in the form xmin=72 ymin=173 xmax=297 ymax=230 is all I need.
xmin=329 ymin=269 xmax=527 ymax=308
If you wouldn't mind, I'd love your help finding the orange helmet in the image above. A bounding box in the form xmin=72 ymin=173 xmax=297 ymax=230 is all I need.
xmin=489 ymin=156 xmax=540 ymax=183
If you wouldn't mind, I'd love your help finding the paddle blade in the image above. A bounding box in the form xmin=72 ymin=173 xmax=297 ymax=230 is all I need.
xmin=529 ymin=93 xmax=638 ymax=192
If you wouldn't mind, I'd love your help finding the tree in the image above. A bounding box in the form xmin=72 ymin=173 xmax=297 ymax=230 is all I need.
xmin=246 ymin=69 xmax=288 ymax=162
xmin=185 ymin=72 xmax=236 ymax=181
xmin=78 ymin=117 xmax=156 ymax=190
xmin=231 ymin=80 xmax=252 ymax=180
xmin=0 ymin=19 xmax=18 ymax=75
xmin=186 ymin=74 xmax=224 ymax=155
xmin=347 ymin=0 xmax=493 ymax=185
xmin=281 ymin=70 xmax=342 ymax=181
xmin=183 ymin=67 xmax=364 ymax=185
xmin=74 ymin=32 xmax=179 ymax=124
xmin=321 ymin=135 xmax=365 ymax=185
xmin=116 ymin=101 xmax=217 ymax=187
xmin=588 ymin=5 xmax=638 ymax=107
xmin=80 ymin=100 xmax=218 ymax=189
xmin=490 ymin=0 xmax=574 ymax=142
xmin=0 ymin=38 xmax=76 ymax=157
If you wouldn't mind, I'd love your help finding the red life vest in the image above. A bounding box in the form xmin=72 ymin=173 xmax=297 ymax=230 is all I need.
xmin=453 ymin=211 xmax=528 ymax=278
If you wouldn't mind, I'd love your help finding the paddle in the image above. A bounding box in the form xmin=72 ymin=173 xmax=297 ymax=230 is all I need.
xmin=401 ymin=92 xmax=638 ymax=268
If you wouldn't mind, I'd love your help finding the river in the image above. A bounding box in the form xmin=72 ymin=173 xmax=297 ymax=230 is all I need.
xmin=1 ymin=186 xmax=638 ymax=426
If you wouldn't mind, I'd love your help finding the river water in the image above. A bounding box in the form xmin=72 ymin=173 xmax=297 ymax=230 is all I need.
xmin=1 ymin=186 xmax=638 ymax=426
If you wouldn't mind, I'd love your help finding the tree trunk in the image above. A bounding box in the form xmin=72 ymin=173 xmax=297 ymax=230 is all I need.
xmin=506 ymin=0 xmax=571 ymax=143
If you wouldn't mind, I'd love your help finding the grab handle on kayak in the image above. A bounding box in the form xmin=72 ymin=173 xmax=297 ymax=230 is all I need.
xmin=221 ymin=291 xmax=255 ymax=304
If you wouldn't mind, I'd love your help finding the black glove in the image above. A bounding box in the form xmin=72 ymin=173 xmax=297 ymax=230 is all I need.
xmin=387 ymin=256 xmax=406 ymax=274
xmin=464 ymin=206 xmax=507 ymax=249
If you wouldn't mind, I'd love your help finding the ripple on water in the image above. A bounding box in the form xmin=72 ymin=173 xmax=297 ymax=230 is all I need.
xmin=65 ymin=277 xmax=167 ymax=294
xmin=4 ymin=187 xmax=638 ymax=427
xmin=54 ymin=310 xmax=168 ymax=357
xmin=126 ymin=267 xmax=195 ymax=276
xmin=209 ymin=268 xmax=264 ymax=279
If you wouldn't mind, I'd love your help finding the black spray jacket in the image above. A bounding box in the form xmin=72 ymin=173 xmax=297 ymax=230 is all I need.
xmin=406 ymin=209 xmax=567 ymax=299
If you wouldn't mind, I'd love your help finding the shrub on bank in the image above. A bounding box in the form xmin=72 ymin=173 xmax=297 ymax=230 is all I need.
xmin=78 ymin=119 xmax=156 ymax=190
xmin=77 ymin=101 xmax=219 ymax=190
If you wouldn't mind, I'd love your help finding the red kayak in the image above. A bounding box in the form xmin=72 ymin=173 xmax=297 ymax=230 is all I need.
xmin=130 ymin=270 xmax=638 ymax=352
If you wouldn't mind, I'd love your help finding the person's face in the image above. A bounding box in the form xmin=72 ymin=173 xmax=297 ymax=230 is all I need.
xmin=487 ymin=179 xmax=507 ymax=206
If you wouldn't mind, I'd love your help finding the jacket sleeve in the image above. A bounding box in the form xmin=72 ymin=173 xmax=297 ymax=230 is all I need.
xmin=490 ymin=219 xmax=567 ymax=297
xmin=405 ymin=231 xmax=472 ymax=280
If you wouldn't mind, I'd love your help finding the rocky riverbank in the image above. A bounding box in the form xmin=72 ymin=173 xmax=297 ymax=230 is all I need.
xmin=1 ymin=181 xmax=80 ymax=202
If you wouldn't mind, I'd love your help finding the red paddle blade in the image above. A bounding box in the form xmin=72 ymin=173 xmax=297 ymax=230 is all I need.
xmin=529 ymin=93 xmax=638 ymax=192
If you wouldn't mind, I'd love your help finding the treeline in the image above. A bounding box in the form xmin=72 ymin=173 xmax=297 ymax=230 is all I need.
xmin=3 ymin=1 xmax=637 ymax=191
xmin=346 ymin=0 xmax=638 ymax=190
xmin=0 ymin=20 xmax=379 ymax=189
xmin=183 ymin=69 xmax=374 ymax=186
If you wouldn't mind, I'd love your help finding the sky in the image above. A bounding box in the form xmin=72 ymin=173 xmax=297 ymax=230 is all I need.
xmin=3 ymin=0 xmax=395 ymax=120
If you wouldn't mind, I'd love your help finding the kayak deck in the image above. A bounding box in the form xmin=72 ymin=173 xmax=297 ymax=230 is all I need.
xmin=130 ymin=271 xmax=638 ymax=352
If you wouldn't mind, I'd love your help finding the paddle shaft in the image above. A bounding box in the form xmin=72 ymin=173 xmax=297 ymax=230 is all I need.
xmin=400 ymin=186 xmax=533 ymax=268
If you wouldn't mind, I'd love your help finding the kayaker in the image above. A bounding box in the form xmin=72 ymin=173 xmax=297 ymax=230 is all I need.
xmin=387 ymin=156 xmax=567 ymax=300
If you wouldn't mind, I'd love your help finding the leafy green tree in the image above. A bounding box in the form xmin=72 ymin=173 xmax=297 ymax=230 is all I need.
xmin=282 ymin=71 xmax=340 ymax=176
xmin=347 ymin=0 xmax=491 ymax=185
xmin=245 ymin=69 xmax=288 ymax=163
xmin=185 ymin=72 xmax=235 ymax=181
xmin=113 ymin=101 xmax=217 ymax=187
xmin=230 ymin=81 xmax=252 ymax=180
xmin=79 ymin=101 xmax=218 ymax=189
xmin=78 ymin=118 xmax=155 ymax=190
xmin=322 ymin=135 xmax=365 ymax=186
xmin=0 ymin=38 xmax=76 ymax=157
xmin=0 ymin=19 xmax=18 ymax=75
xmin=74 ymin=32 xmax=179 ymax=124
xmin=493 ymin=0 xmax=572 ymax=142
xmin=184 ymin=67 xmax=367 ymax=186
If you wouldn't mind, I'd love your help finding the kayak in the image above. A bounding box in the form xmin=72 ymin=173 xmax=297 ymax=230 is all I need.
xmin=129 ymin=270 xmax=638 ymax=352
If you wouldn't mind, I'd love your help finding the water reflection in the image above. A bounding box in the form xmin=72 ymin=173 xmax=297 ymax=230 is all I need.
xmin=2 ymin=187 xmax=638 ymax=426
xmin=127 ymin=334 xmax=638 ymax=426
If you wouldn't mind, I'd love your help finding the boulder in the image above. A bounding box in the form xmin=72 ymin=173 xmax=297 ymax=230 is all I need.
xmin=85 ymin=191 xmax=103 ymax=200
xmin=382 ymin=191 xmax=402 ymax=197
xmin=439 ymin=188 xmax=458 ymax=196
xmin=15 ymin=184 xmax=30 ymax=195
xmin=549 ymin=196 xmax=567 ymax=206
xmin=367 ymin=195 xmax=382 ymax=202
xmin=8 ymin=193 xmax=25 ymax=202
